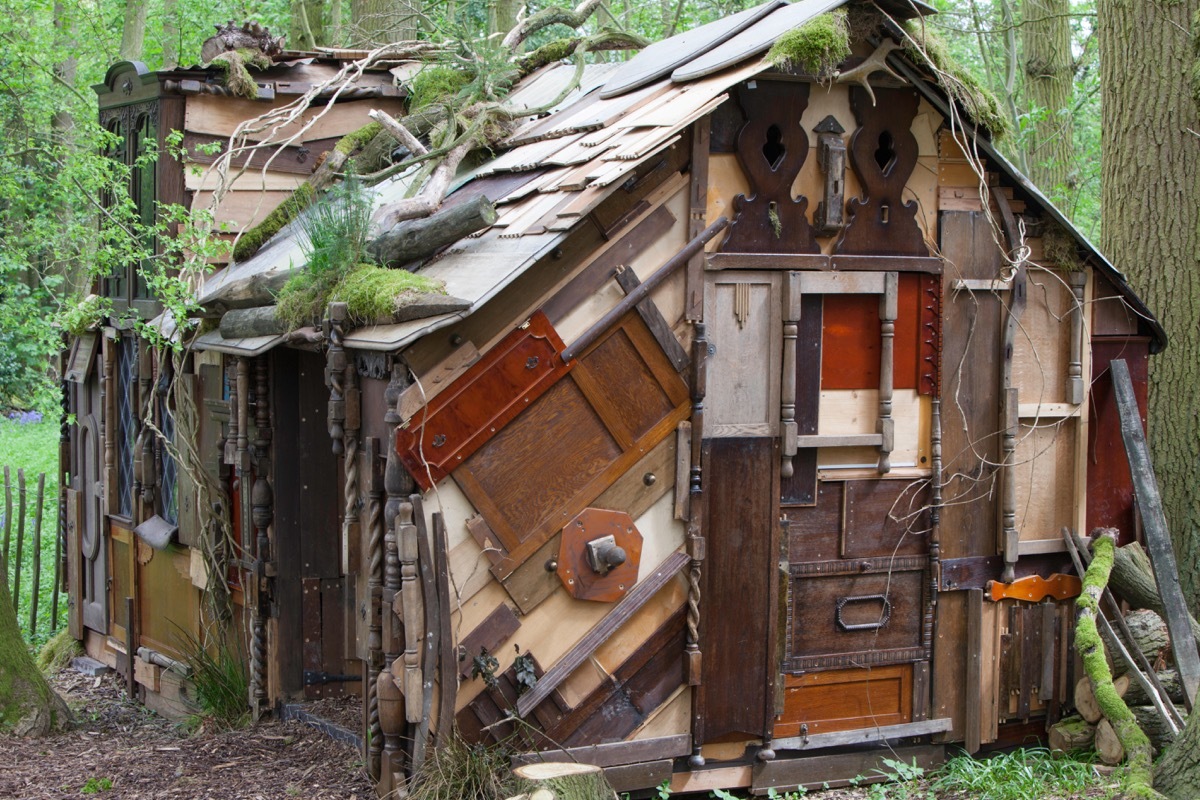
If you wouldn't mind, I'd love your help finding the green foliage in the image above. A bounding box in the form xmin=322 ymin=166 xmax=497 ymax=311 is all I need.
xmin=409 ymin=65 xmax=474 ymax=111
xmin=767 ymin=10 xmax=850 ymax=76
xmin=57 ymin=295 xmax=112 ymax=337
xmin=329 ymin=264 xmax=446 ymax=325
xmin=901 ymin=21 xmax=1012 ymax=140
xmin=80 ymin=777 xmax=113 ymax=794
xmin=276 ymin=175 xmax=375 ymax=329
xmin=36 ymin=629 xmax=83 ymax=673
xmin=0 ymin=416 xmax=63 ymax=649
xmin=930 ymin=747 xmax=1108 ymax=800
xmin=175 ymin=627 xmax=249 ymax=728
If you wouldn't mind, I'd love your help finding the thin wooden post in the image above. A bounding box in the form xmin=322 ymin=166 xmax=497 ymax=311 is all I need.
xmin=51 ymin=498 xmax=62 ymax=630
xmin=29 ymin=472 xmax=45 ymax=634
xmin=13 ymin=469 xmax=25 ymax=613
xmin=1110 ymin=358 xmax=1200 ymax=710
xmin=2 ymin=465 xmax=11 ymax=569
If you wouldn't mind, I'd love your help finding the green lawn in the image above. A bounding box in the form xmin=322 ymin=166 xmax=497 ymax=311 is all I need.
xmin=0 ymin=414 xmax=62 ymax=648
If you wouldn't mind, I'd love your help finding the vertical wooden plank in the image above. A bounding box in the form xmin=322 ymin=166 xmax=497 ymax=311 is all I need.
xmin=66 ymin=489 xmax=82 ymax=639
xmin=933 ymin=211 xmax=1003 ymax=740
xmin=964 ymin=588 xmax=982 ymax=754
xmin=699 ymin=437 xmax=774 ymax=740
xmin=1112 ymin=358 xmax=1200 ymax=709
xmin=780 ymin=294 xmax=822 ymax=505
xmin=1086 ymin=341 xmax=1150 ymax=544
xmin=686 ymin=118 xmax=711 ymax=322
xmin=302 ymin=577 xmax=323 ymax=699
xmin=321 ymin=577 xmax=346 ymax=697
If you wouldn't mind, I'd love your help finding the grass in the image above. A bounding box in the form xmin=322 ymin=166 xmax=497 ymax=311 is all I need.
xmin=0 ymin=415 xmax=63 ymax=650
xmin=175 ymin=627 xmax=250 ymax=729
xmin=929 ymin=747 xmax=1111 ymax=800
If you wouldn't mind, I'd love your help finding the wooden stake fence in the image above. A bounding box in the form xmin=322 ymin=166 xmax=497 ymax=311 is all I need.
xmin=1 ymin=467 xmax=55 ymax=636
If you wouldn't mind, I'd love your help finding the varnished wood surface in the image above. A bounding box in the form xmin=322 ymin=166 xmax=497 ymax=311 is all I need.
xmin=699 ymin=436 xmax=775 ymax=740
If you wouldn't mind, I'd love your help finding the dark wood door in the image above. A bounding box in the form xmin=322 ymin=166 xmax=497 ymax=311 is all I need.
xmin=273 ymin=349 xmax=347 ymax=699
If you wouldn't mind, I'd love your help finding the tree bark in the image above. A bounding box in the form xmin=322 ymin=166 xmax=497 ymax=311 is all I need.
xmin=118 ymin=0 xmax=147 ymax=61
xmin=1020 ymin=0 xmax=1074 ymax=204
xmin=350 ymin=0 xmax=419 ymax=47
xmin=289 ymin=0 xmax=326 ymax=50
xmin=0 ymin=557 xmax=69 ymax=736
xmin=367 ymin=194 xmax=497 ymax=268
xmin=1100 ymin=0 xmax=1200 ymax=608
xmin=219 ymin=306 xmax=288 ymax=339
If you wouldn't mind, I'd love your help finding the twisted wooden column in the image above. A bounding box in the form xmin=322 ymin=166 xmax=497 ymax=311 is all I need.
xmin=377 ymin=362 xmax=412 ymax=792
xmin=249 ymin=356 xmax=273 ymax=719
xmin=687 ymin=323 xmax=708 ymax=769
xmin=364 ymin=437 xmax=385 ymax=780
xmin=326 ymin=303 xmax=347 ymax=454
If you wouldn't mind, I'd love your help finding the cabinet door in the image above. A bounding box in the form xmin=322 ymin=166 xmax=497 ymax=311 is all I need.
xmin=703 ymin=271 xmax=781 ymax=438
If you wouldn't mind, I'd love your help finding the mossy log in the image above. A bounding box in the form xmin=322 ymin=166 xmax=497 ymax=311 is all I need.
xmin=1076 ymin=528 xmax=1162 ymax=798
xmin=1097 ymin=718 xmax=1126 ymax=765
xmin=200 ymin=269 xmax=292 ymax=316
xmin=367 ymin=194 xmax=498 ymax=269
xmin=1048 ymin=714 xmax=1096 ymax=752
xmin=219 ymin=306 xmax=287 ymax=338
xmin=1123 ymin=670 xmax=1185 ymax=707
xmin=507 ymin=763 xmax=616 ymax=800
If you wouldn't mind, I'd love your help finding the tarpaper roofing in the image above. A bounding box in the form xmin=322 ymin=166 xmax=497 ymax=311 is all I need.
xmin=193 ymin=0 xmax=1165 ymax=355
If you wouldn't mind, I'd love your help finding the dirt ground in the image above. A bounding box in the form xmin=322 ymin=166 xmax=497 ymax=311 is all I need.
xmin=0 ymin=669 xmax=373 ymax=799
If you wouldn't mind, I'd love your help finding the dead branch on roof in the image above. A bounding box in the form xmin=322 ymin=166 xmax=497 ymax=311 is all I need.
xmin=502 ymin=0 xmax=606 ymax=50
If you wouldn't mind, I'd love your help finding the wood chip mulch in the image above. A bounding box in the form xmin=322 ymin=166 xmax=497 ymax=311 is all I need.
xmin=0 ymin=669 xmax=373 ymax=799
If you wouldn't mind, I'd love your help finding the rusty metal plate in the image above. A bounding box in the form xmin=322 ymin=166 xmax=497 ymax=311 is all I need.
xmin=557 ymin=508 xmax=644 ymax=602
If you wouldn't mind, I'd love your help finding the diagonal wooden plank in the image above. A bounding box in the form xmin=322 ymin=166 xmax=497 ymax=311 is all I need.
xmin=515 ymin=550 xmax=690 ymax=717
xmin=1111 ymin=358 xmax=1200 ymax=710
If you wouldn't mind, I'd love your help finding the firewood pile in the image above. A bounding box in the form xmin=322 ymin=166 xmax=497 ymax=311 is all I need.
xmin=1049 ymin=530 xmax=1193 ymax=767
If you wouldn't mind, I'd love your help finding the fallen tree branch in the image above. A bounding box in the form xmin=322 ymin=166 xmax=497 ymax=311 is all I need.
xmin=368 ymin=109 xmax=429 ymax=157
xmin=502 ymin=0 xmax=606 ymax=51
xmin=1076 ymin=528 xmax=1162 ymax=798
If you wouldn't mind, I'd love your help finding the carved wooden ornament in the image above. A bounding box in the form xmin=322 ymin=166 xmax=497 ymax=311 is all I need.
xmin=835 ymin=87 xmax=928 ymax=257
xmin=557 ymin=508 xmax=643 ymax=602
xmin=722 ymin=81 xmax=819 ymax=254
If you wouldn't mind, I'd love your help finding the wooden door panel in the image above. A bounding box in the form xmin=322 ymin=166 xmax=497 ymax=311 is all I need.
xmin=704 ymin=273 xmax=781 ymax=437
xmin=786 ymin=567 xmax=925 ymax=669
xmin=698 ymin=436 xmax=776 ymax=741
xmin=775 ymin=665 xmax=913 ymax=737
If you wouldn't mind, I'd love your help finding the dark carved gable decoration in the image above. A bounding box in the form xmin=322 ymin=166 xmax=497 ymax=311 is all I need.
xmin=836 ymin=86 xmax=929 ymax=257
xmin=722 ymin=80 xmax=819 ymax=254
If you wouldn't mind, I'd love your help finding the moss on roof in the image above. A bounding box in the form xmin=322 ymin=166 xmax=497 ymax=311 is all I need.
xmin=767 ymin=10 xmax=851 ymax=77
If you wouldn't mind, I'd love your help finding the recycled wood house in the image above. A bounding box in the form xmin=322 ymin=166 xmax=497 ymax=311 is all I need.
xmin=64 ymin=2 xmax=1167 ymax=795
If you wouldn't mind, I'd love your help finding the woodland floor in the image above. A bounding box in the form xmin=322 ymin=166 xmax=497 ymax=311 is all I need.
xmin=0 ymin=669 xmax=373 ymax=799
xmin=0 ymin=668 xmax=1118 ymax=800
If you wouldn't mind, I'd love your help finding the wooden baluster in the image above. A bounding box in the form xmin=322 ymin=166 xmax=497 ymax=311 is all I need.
xmin=249 ymin=356 xmax=273 ymax=720
xmin=1000 ymin=387 xmax=1019 ymax=582
xmin=398 ymin=498 xmax=424 ymax=722
xmin=1067 ymin=271 xmax=1087 ymax=405
xmin=364 ymin=436 xmax=385 ymax=779
xmin=877 ymin=272 xmax=898 ymax=474
xmin=102 ymin=332 xmax=115 ymax=515
xmin=780 ymin=275 xmax=800 ymax=477
xmin=326 ymin=303 xmax=347 ymax=455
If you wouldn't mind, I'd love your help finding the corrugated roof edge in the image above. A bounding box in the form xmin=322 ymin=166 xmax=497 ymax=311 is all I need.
xmin=887 ymin=48 xmax=1167 ymax=353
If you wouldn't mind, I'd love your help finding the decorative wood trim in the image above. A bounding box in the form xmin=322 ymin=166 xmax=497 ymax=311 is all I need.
xmin=788 ymin=555 xmax=929 ymax=577
xmin=511 ymin=734 xmax=690 ymax=768
xmin=784 ymin=647 xmax=928 ymax=673
xmin=686 ymin=118 xmax=711 ymax=322
xmin=795 ymin=433 xmax=883 ymax=449
xmin=515 ymin=550 xmax=689 ymax=718
xmin=706 ymin=253 xmax=942 ymax=273
xmin=878 ymin=272 xmax=898 ymax=474
xmin=772 ymin=718 xmax=952 ymax=753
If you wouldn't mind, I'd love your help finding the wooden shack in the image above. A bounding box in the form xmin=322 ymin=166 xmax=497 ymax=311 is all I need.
xmin=64 ymin=2 xmax=1167 ymax=795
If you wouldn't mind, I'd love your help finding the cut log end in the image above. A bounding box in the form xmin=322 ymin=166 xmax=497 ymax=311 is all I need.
xmin=508 ymin=762 xmax=615 ymax=800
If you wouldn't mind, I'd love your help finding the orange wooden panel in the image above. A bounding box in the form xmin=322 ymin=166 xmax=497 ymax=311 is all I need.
xmin=820 ymin=273 xmax=923 ymax=391
xmin=774 ymin=664 xmax=913 ymax=737
xmin=396 ymin=310 xmax=573 ymax=490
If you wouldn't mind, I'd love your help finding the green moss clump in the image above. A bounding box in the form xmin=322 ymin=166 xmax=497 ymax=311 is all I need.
xmin=768 ymin=10 xmax=851 ymax=76
xmin=408 ymin=66 xmax=472 ymax=112
xmin=233 ymin=182 xmax=316 ymax=263
xmin=36 ymin=630 xmax=83 ymax=674
xmin=1042 ymin=224 xmax=1084 ymax=272
xmin=330 ymin=264 xmax=447 ymax=325
xmin=335 ymin=122 xmax=383 ymax=157
xmin=902 ymin=22 xmax=1012 ymax=140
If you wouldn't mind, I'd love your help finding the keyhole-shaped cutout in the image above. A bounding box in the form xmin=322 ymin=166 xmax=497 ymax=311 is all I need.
xmin=874 ymin=130 xmax=896 ymax=174
xmin=762 ymin=124 xmax=786 ymax=170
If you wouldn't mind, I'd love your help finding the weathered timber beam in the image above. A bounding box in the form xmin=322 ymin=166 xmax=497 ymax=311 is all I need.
xmin=201 ymin=270 xmax=293 ymax=316
xmin=367 ymin=194 xmax=497 ymax=269
xmin=219 ymin=306 xmax=287 ymax=339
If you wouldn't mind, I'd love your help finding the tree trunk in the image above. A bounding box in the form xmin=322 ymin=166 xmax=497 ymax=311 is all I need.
xmin=350 ymin=0 xmax=419 ymax=47
xmin=1020 ymin=0 xmax=1073 ymax=204
xmin=162 ymin=0 xmax=179 ymax=69
xmin=0 ymin=557 xmax=69 ymax=735
xmin=367 ymin=194 xmax=497 ymax=269
xmin=289 ymin=0 xmax=326 ymax=50
xmin=1156 ymin=707 xmax=1200 ymax=798
xmin=1100 ymin=0 xmax=1200 ymax=608
xmin=119 ymin=0 xmax=147 ymax=61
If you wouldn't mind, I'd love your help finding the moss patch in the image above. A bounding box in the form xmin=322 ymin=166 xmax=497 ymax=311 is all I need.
xmin=36 ymin=630 xmax=83 ymax=674
xmin=768 ymin=10 xmax=851 ymax=76
xmin=232 ymin=182 xmax=316 ymax=263
xmin=409 ymin=66 xmax=473 ymax=112
xmin=901 ymin=22 xmax=1012 ymax=139
xmin=335 ymin=122 xmax=384 ymax=157
xmin=1042 ymin=224 xmax=1084 ymax=272
xmin=208 ymin=48 xmax=271 ymax=100
xmin=329 ymin=264 xmax=447 ymax=325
